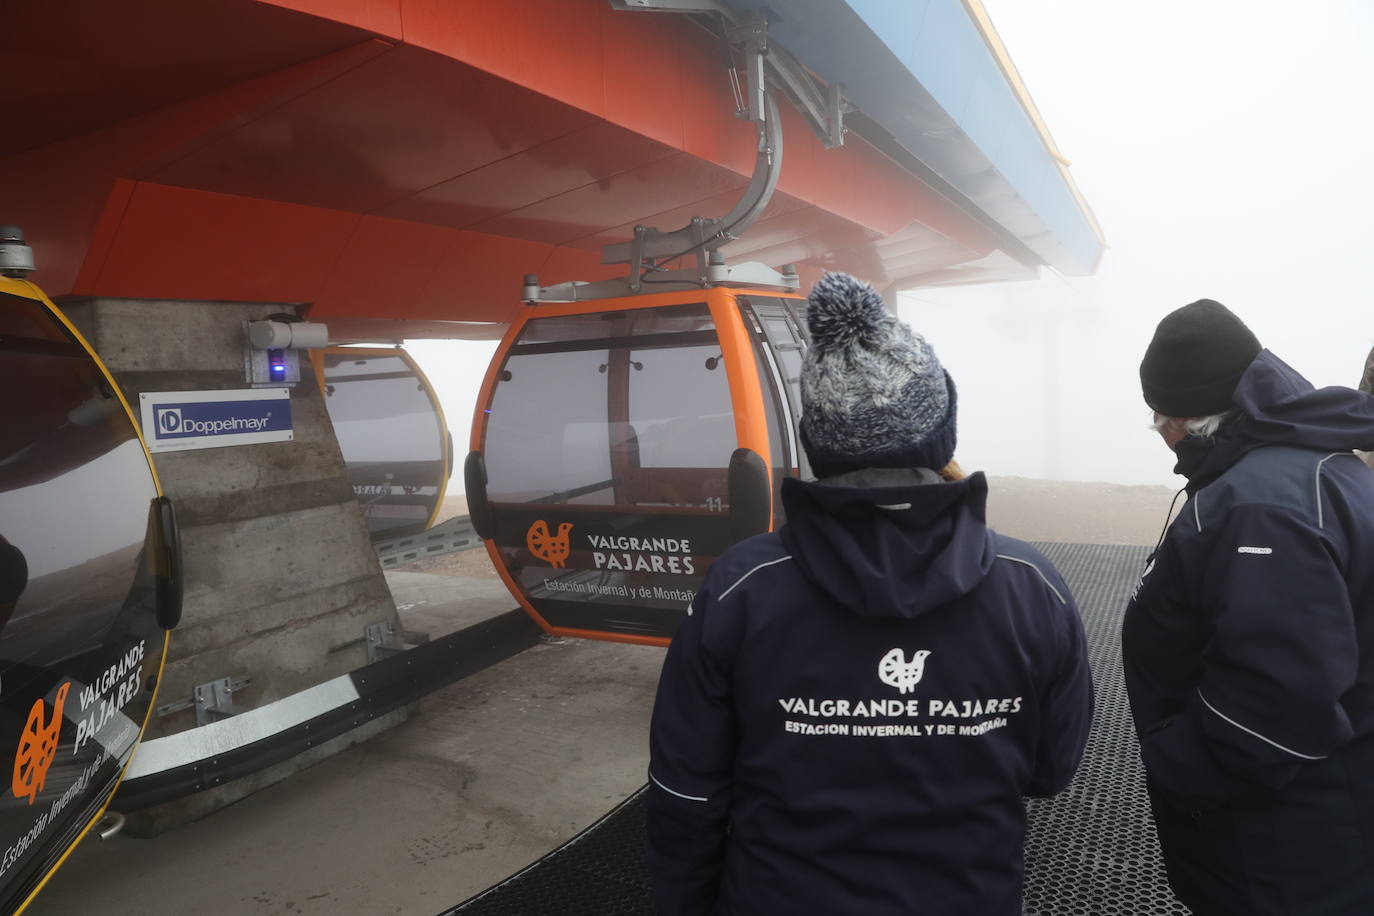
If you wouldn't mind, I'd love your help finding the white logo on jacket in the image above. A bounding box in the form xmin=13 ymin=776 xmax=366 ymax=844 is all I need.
xmin=878 ymin=649 xmax=931 ymax=695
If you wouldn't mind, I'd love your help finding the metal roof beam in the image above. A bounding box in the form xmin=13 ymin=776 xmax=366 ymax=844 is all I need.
xmin=608 ymin=0 xmax=851 ymax=148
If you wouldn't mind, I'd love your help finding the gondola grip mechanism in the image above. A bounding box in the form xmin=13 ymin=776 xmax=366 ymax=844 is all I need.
xmin=524 ymin=259 xmax=798 ymax=303
xmin=0 ymin=225 xmax=36 ymax=278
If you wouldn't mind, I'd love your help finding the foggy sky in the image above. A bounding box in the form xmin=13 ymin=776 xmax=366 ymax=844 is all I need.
xmin=902 ymin=0 xmax=1374 ymax=486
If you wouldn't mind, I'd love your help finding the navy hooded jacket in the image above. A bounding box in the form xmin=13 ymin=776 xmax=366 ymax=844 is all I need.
xmin=646 ymin=469 xmax=1092 ymax=916
xmin=1122 ymin=351 xmax=1374 ymax=912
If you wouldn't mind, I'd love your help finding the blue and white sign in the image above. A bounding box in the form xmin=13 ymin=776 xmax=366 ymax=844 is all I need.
xmin=139 ymin=388 xmax=293 ymax=453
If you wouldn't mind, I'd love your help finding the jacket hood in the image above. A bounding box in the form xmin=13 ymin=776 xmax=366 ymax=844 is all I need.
xmin=1176 ymin=349 xmax=1374 ymax=488
xmin=777 ymin=471 xmax=996 ymax=619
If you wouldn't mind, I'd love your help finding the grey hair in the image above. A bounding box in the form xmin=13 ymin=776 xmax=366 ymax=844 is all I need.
xmin=1150 ymin=409 xmax=1232 ymax=438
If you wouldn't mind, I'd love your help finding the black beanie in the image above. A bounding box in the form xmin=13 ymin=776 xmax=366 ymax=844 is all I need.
xmin=1139 ymin=299 xmax=1261 ymax=417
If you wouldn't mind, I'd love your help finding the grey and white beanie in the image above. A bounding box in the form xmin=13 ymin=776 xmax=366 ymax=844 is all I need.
xmin=799 ymin=272 xmax=957 ymax=478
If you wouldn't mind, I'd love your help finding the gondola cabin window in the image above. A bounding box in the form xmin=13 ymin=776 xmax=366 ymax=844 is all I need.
xmin=0 ymin=293 xmax=155 ymax=661
xmin=485 ymin=303 xmax=733 ymax=512
xmin=322 ymin=350 xmax=447 ymax=539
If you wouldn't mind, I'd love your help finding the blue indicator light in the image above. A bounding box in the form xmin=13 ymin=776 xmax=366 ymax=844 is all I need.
xmin=267 ymin=348 xmax=287 ymax=382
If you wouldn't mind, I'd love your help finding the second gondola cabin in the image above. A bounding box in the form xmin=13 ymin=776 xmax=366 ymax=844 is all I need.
xmin=467 ymin=286 xmax=810 ymax=646
xmin=315 ymin=347 xmax=452 ymax=542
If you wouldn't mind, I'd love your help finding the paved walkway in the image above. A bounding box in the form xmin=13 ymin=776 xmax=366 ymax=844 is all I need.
xmin=30 ymin=571 xmax=662 ymax=916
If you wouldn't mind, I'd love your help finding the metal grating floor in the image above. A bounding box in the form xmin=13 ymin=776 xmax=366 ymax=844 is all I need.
xmin=1021 ymin=543 xmax=1188 ymax=916
xmin=444 ymin=542 xmax=1190 ymax=916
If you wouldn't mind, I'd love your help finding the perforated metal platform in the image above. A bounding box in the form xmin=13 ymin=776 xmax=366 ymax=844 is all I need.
xmin=444 ymin=542 xmax=1191 ymax=915
xmin=1021 ymin=543 xmax=1188 ymax=916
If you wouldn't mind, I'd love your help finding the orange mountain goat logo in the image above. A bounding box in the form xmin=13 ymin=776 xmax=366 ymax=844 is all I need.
xmin=13 ymin=682 xmax=71 ymax=805
xmin=527 ymin=520 xmax=573 ymax=568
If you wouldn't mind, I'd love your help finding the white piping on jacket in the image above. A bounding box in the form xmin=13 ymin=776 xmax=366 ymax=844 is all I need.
xmin=718 ymin=556 xmax=793 ymax=600
xmin=1192 ymin=451 xmax=1350 ymax=532
xmin=1315 ymin=452 xmax=1346 ymax=529
xmin=649 ymin=770 xmax=709 ymax=802
xmin=1197 ymin=690 xmax=1327 ymax=761
xmin=994 ymin=554 xmax=1066 ymax=605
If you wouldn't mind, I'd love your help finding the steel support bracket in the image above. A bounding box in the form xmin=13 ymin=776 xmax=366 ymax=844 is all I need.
xmin=608 ymin=0 xmax=849 ymax=145
xmin=728 ymin=13 xmax=769 ymax=122
xmin=156 ymin=676 xmax=251 ymax=725
xmin=827 ymin=81 xmax=850 ymax=150
xmin=194 ymin=678 xmax=238 ymax=726
xmin=365 ymin=621 xmax=425 ymax=663
xmin=526 ymin=260 xmax=797 ymax=302
xmin=627 ymin=224 xmax=648 ymax=293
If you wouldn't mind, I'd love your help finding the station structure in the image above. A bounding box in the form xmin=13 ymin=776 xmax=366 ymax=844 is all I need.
xmin=1 ymin=0 xmax=1104 ymax=909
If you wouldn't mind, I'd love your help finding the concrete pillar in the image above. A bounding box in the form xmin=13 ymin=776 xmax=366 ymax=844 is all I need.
xmin=62 ymin=297 xmax=403 ymax=829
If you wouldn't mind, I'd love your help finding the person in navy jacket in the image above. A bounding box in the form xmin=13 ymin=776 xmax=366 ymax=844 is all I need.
xmin=645 ymin=272 xmax=1093 ymax=915
xmin=1125 ymin=299 xmax=1374 ymax=915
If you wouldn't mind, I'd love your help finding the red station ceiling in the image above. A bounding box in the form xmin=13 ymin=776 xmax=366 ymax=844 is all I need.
xmin=1 ymin=0 xmax=1014 ymax=331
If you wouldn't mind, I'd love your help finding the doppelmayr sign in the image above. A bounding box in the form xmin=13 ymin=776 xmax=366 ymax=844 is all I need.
xmin=139 ymin=388 xmax=293 ymax=453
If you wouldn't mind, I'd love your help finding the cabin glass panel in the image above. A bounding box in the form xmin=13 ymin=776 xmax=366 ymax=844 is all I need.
xmin=0 ymin=290 xmax=163 ymax=906
xmin=483 ymin=303 xmax=737 ymax=640
xmin=323 ymin=351 xmax=446 ymax=539
xmin=740 ymin=295 xmax=811 ymax=509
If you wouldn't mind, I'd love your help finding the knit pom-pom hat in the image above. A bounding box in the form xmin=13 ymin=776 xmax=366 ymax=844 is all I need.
xmin=799 ymin=272 xmax=956 ymax=478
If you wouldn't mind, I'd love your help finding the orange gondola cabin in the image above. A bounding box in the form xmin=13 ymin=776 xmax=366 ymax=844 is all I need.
xmin=467 ymin=281 xmax=811 ymax=646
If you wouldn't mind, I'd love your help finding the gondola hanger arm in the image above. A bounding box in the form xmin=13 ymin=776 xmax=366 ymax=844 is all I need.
xmin=608 ymin=1 xmax=851 ymax=148
xmin=599 ymin=2 xmax=850 ymax=289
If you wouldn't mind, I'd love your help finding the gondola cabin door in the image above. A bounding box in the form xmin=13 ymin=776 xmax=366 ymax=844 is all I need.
xmin=468 ymin=288 xmax=809 ymax=646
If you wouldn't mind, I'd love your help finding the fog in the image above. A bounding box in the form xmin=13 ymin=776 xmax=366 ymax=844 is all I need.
xmin=410 ymin=0 xmax=1374 ymax=491
xmin=405 ymin=337 xmax=499 ymax=465
xmin=903 ymin=0 xmax=1374 ymax=486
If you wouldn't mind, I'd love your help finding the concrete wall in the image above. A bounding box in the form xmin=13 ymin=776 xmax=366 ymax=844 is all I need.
xmin=63 ymin=297 xmax=403 ymax=827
